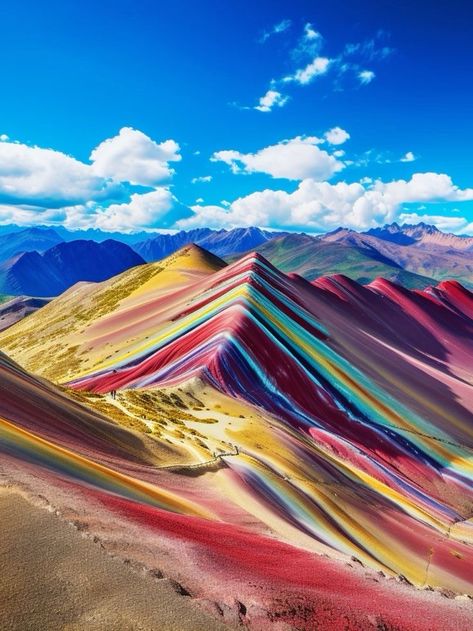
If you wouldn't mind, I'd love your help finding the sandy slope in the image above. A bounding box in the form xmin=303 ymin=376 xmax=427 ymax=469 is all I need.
xmin=0 ymin=489 xmax=229 ymax=631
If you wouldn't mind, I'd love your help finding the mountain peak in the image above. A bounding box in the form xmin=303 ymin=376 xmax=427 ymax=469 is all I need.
xmin=365 ymin=222 xmax=438 ymax=245
xmin=324 ymin=226 xmax=351 ymax=236
xmin=365 ymin=221 xmax=473 ymax=251
xmin=0 ymin=239 xmax=144 ymax=297
xmin=162 ymin=242 xmax=227 ymax=272
xmin=65 ymin=248 xmax=327 ymax=392
xmin=0 ymin=226 xmax=64 ymax=264
xmin=219 ymin=250 xmax=285 ymax=282
xmin=4 ymin=235 xmax=473 ymax=603
xmin=134 ymin=226 xmax=285 ymax=261
xmin=400 ymin=221 xmax=439 ymax=233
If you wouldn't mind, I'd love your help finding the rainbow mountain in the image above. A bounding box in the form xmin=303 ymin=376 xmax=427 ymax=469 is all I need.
xmin=1 ymin=245 xmax=473 ymax=629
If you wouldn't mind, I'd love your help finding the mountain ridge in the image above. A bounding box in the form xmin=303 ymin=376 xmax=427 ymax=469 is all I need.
xmin=241 ymin=232 xmax=437 ymax=288
xmin=134 ymin=226 xmax=288 ymax=261
xmin=320 ymin=225 xmax=473 ymax=287
xmin=0 ymin=226 xmax=64 ymax=263
xmin=365 ymin=221 xmax=473 ymax=250
xmin=0 ymin=221 xmax=471 ymax=299
xmin=2 ymin=246 xmax=473 ymax=598
xmin=0 ymin=239 xmax=145 ymax=296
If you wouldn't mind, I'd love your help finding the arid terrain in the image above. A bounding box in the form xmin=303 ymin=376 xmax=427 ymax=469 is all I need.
xmin=1 ymin=242 xmax=473 ymax=629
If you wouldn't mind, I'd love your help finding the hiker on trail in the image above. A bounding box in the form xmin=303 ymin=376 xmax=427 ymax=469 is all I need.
xmin=111 ymin=369 xmax=118 ymax=400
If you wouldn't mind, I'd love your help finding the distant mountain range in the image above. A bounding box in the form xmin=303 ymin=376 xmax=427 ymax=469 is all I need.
xmin=134 ymin=226 xmax=287 ymax=260
xmin=365 ymin=221 xmax=473 ymax=249
xmin=0 ymin=221 xmax=471 ymax=297
xmin=0 ymin=226 xmax=64 ymax=263
xmin=0 ymin=224 xmax=152 ymax=246
xmin=0 ymin=295 xmax=49 ymax=332
xmin=0 ymin=225 xmax=285 ymax=264
xmin=0 ymin=239 xmax=144 ymax=296
xmin=224 ymin=222 xmax=472 ymax=288
xmin=322 ymin=224 xmax=473 ymax=286
xmin=239 ymin=232 xmax=437 ymax=288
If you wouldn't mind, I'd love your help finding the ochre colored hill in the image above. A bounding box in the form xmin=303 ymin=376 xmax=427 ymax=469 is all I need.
xmin=0 ymin=243 xmax=225 ymax=381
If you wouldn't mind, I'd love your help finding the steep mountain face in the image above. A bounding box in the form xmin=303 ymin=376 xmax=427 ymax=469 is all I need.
xmin=0 ymin=239 xmax=145 ymax=296
xmin=41 ymin=239 xmax=145 ymax=288
xmin=0 ymin=226 xmax=64 ymax=262
xmin=0 ymin=251 xmax=65 ymax=296
xmin=248 ymin=232 xmax=436 ymax=288
xmin=0 ymin=351 xmax=164 ymax=467
xmin=4 ymin=248 xmax=473 ymax=598
xmin=134 ymin=226 xmax=285 ymax=261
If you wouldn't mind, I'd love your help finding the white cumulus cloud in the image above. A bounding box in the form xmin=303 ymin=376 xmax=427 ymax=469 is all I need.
xmin=178 ymin=172 xmax=473 ymax=233
xmin=324 ymin=127 xmax=350 ymax=145
xmin=0 ymin=128 xmax=183 ymax=231
xmin=254 ymin=90 xmax=289 ymax=112
xmin=91 ymin=188 xmax=177 ymax=232
xmin=90 ymin=127 xmax=181 ymax=187
xmin=212 ymin=136 xmax=344 ymax=181
xmin=0 ymin=140 xmax=123 ymax=208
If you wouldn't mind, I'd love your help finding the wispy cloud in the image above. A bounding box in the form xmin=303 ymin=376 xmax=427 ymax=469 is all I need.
xmin=350 ymin=148 xmax=418 ymax=167
xmin=283 ymin=56 xmax=331 ymax=85
xmin=358 ymin=69 xmax=375 ymax=85
xmin=251 ymin=24 xmax=393 ymax=112
xmin=259 ymin=19 xmax=292 ymax=43
xmin=344 ymin=32 xmax=394 ymax=61
xmin=191 ymin=175 xmax=213 ymax=183
xmin=291 ymin=22 xmax=323 ymax=59
xmin=400 ymin=151 xmax=416 ymax=163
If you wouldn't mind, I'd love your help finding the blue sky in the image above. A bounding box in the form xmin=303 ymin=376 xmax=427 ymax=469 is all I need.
xmin=0 ymin=0 xmax=472 ymax=233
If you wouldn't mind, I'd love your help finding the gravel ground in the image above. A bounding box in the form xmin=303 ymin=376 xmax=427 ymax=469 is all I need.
xmin=0 ymin=490 xmax=230 ymax=631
